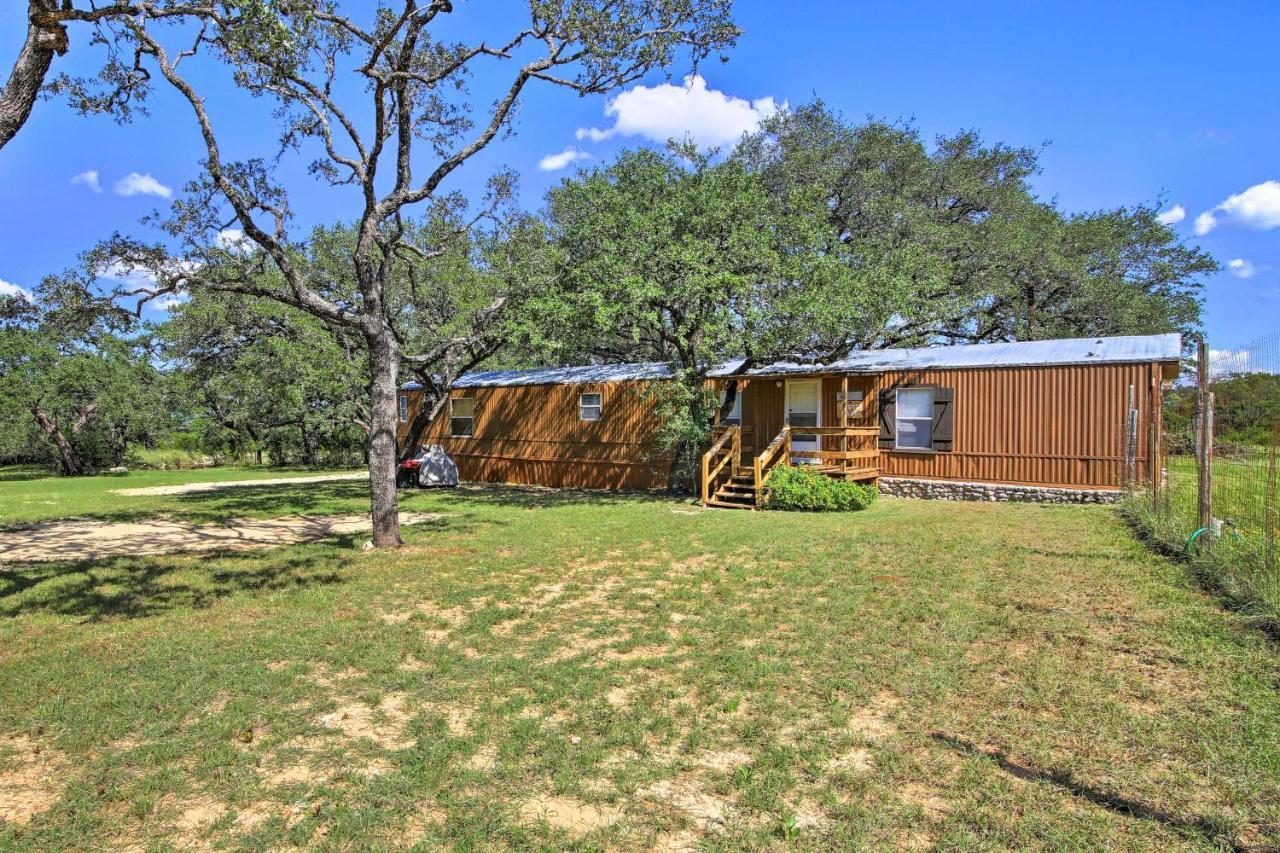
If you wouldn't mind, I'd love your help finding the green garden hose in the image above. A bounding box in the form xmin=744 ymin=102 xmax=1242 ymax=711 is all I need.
xmin=1185 ymin=527 xmax=1213 ymax=554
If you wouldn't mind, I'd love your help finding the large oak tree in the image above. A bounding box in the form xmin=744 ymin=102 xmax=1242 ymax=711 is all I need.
xmin=42 ymin=1 xmax=738 ymax=546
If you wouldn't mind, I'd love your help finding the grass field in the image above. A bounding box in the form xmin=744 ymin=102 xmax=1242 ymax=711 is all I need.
xmin=2 ymin=482 xmax=1279 ymax=849
xmin=0 ymin=465 xmax=364 ymax=529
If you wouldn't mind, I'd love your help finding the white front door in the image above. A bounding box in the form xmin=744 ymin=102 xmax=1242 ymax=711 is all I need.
xmin=786 ymin=379 xmax=821 ymax=464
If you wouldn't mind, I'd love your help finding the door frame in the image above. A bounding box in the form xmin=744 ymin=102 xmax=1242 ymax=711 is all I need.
xmin=784 ymin=378 xmax=823 ymax=458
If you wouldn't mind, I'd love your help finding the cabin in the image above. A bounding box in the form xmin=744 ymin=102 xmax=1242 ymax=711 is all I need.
xmin=397 ymin=333 xmax=1181 ymax=508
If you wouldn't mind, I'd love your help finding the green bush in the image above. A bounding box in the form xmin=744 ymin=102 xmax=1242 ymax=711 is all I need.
xmin=764 ymin=465 xmax=877 ymax=512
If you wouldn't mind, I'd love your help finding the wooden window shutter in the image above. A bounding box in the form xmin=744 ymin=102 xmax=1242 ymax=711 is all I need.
xmin=878 ymin=389 xmax=896 ymax=450
xmin=932 ymin=387 xmax=955 ymax=452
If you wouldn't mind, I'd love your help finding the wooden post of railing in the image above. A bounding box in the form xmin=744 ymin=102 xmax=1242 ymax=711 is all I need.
xmin=754 ymin=452 xmax=763 ymax=507
xmin=841 ymin=374 xmax=849 ymax=477
xmin=701 ymin=444 xmax=710 ymax=506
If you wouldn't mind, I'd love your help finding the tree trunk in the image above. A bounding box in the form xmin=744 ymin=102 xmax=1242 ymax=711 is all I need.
xmin=717 ymin=379 xmax=740 ymax=422
xmin=31 ymin=404 xmax=84 ymax=476
xmin=0 ymin=4 xmax=66 ymax=151
xmin=367 ymin=332 xmax=403 ymax=548
xmin=300 ymin=419 xmax=316 ymax=466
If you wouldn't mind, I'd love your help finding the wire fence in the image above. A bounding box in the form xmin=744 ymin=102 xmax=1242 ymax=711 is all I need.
xmin=1132 ymin=332 xmax=1280 ymax=627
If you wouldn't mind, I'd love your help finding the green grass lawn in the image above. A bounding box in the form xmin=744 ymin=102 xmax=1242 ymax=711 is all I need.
xmin=2 ymin=485 xmax=1279 ymax=849
xmin=0 ymin=465 xmax=364 ymax=529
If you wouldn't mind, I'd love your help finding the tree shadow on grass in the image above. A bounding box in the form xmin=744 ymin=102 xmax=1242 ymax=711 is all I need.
xmin=929 ymin=733 xmax=1251 ymax=851
xmin=168 ymin=480 xmax=378 ymax=523
xmin=0 ymin=545 xmax=354 ymax=622
xmin=0 ymin=515 xmax=480 ymax=622
xmin=0 ymin=466 xmax=54 ymax=483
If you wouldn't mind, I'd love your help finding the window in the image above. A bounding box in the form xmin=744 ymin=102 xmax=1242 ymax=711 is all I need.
xmin=896 ymin=388 xmax=934 ymax=450
xmin=718 ymin=387 xmax=742 ymax=425
xmin=579 ymin=392 xmax=602 ymax=421
xmin=450 ymin=397 xmax=475 ymax=436
xmin=398 ymin=395 xmax=409 ymax=423
xmin=838 ymin=389 xmax=864 ymax=418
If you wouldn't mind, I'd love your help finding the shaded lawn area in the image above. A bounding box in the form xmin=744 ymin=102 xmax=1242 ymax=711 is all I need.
xmin=1 ymin=488 xmax=1278 ymax=850
xmin=0 ymin=466 xmax=365 ymax=529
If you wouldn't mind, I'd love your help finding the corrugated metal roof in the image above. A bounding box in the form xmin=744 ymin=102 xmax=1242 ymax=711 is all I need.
xmin=452 ymin=361 xmax=676 ymax=388
xmin=425 ymin=334 xmax=1181 ymax=389
xmin=710 ymin=333 xmax=1183 ymax=377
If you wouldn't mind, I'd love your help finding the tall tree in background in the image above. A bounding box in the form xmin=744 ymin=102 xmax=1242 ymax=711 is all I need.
xmin=159 ymin=288 xmax=368 ymax=467
xmin=540 ymin=143 xmax=780 ymax=485
xmin=0 ymin=284 xmax=167 ymax=475
xmin=53 ymin=1 xmax=738 ymax=546
xmin=735 ymin=103 xmax=1213 ymax=352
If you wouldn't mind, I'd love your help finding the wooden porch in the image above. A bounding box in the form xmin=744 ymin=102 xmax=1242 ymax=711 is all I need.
xmin=700 ymin=374 xmax=881 ymax=509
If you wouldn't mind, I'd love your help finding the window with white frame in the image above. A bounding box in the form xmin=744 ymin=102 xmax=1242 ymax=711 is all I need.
xmin=450 ymin=396 xmax=475 ymax=436
xmin=398 ymin=395 xmax=409 ymax=423
xmin=579 ymin=391 xmax=602 ymax=421
xmin=896 ymin=388 xmax=934 ymax=450
xmin=718 ymin=387 xmax=742 ymax=425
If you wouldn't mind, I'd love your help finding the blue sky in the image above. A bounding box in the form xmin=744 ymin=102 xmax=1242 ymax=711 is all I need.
xmin=0 ymin=1 xmax=1276 ymax=352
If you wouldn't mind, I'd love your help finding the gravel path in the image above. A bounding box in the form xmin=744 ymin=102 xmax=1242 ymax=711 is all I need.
xmin=0 ymin=512 xmax=442 ymax=563
xmin=110 ymin=471 xmax=369 ymax=497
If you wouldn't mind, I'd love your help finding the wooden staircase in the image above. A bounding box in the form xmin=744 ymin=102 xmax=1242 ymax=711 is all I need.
xmin=706 ymin=464 xmax=759 ymax=509
xmin=700 ymin=422 xmax=881 ymax=510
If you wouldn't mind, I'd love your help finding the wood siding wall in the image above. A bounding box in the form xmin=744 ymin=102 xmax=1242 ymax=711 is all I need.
xmin=400 ymin=360 xmax=1165 ymax=491
xmin=838 ymin=363 xmax=1157 ymax=489
xmin=397 ymin=381 xmax=671 ymax=489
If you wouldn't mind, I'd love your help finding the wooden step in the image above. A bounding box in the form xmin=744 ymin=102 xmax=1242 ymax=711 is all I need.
xmin=719 ymin=483 xmax=755 ymax=494
xmin=712 ymin=489 xmax=756 ymax=505
xmin=705 ymin=498 xmax=754 ymax=510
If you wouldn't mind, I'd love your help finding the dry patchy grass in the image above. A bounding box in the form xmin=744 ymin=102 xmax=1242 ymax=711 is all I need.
xmin=1 ymin=487 xmax=1278 ymax=849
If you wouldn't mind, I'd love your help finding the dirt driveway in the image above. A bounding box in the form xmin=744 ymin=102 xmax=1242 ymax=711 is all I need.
xmin=110 ymin=471 xmax=369 ymax=497
xmin=0 ymin=512 xmax=441 ymax=563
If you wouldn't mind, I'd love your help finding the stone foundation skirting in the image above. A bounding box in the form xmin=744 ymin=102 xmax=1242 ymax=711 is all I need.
xmin=878 ymin=477 xmax=1120 ymax=504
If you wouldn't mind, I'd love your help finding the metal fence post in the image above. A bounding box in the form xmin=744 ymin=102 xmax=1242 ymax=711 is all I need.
xmin=1196 ymin=338 xmax=1214 ymax=542
xmin=1267 ymin=423 xmax=1278 ymax=573
xmin=1150 ymin=375 xmax=1160 ymax=515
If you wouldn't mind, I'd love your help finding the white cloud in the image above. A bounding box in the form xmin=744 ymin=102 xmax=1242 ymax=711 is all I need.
xmin=1194 ymin=179 xmax=1280 ymax=236
xmin=70 ymin=169 xmax=102 ymax=193
xmin=216 ymin=228 xmax=253 ymax=254
xmin=575 ymin=75 xmax=784 ymax=150
xmin=0 ymin=278 xmax=32 ymax=301
xmin=538 ymin=147 xmax=593 ymax=172
xmin=151 ymin=293 xmax=188 ymax=312
xmin=99 ymin=261 xmax=158 ymax=288
xmin=1227 ymin=258 xmax=1257 ymax=279
xmin=1209 ymin=348 xmax=1252 ymax=377
xmin=113 ymin=172 xmax=173 ymax=198
xmin=1156 ymin=204 xmax=1185 ymax=226
xmin=1193 ymin=210 xmax=1218 ymax=236
xmin=98 ymin=258 xmax=200 ymax=289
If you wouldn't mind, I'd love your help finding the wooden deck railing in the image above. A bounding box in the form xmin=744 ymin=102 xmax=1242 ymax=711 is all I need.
xmin=753 ymin=425 xmax=791 ymax=506
xmin=753 ymin=424 xmax=880 ymax=504
xmin=786 ymin=426 xmax=879 ymax=468
xmin=700 ymin=425 xmax=742 ymax=505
